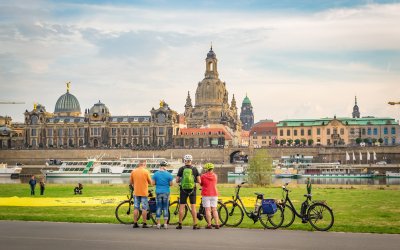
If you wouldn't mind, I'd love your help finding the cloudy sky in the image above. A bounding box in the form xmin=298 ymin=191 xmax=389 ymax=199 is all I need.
xmin=1 ymin=0 xmax=399 ymax=123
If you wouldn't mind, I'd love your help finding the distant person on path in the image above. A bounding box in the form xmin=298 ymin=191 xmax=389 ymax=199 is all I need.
xmin=176 ymin=154 xmax=201 ymax=230
xmin=130 ymin=160 xmax=152 ymax=228
xmin=39 ymin=178 xmax=45 ymax=195
xmin=152 ymin=160 xmax=173 ymax=229
xmin=200 ymin=163 xmax=220 ymax=229
xmin=29 ymin=175 xmax=36 ymax=195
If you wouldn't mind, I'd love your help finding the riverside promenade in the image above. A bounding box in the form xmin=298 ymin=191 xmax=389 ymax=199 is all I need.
xmin=1 ymin=221 xmax=399 ymax=250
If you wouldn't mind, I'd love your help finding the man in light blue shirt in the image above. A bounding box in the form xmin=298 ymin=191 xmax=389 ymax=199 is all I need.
xmin=152 ymin=160 xmax=173 ymax=229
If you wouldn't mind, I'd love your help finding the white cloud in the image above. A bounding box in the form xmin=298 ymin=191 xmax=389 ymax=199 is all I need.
xmin=0 ymin=1 xmax=399 ymax=123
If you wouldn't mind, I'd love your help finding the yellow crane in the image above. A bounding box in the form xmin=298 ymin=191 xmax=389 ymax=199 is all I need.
xmin=388 ymin=102 xmax=400 ymax=105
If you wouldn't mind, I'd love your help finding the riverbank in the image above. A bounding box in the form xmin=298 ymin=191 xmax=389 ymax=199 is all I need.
xmin=0 ymin=184 xmax=399 ymax=234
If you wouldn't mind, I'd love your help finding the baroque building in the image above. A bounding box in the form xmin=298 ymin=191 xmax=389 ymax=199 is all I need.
xmin=184 ymin=47 xmax=241 ymax=132
xmin=240 ymin=94 xmax=254 ymax=131
xmin=23 ymin=84 xmax=179 ymax=149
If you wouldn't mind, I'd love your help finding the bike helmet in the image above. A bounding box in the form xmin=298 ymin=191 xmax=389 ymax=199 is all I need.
xmin=183 ymin=154 xmax=193 ymax=161
xmin=204 ymin=162 xmax=214 ymax=171
xmin=160 ymin=160 xmax=168 ymax=166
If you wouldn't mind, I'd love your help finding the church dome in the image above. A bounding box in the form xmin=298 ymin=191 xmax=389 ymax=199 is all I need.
xmin=242 ymin=95 xmax=251 ymax=105
xmin=89 ymin=101 xmax=110 ymax=116
xmin=54 ymin=92 xmax=81 ymax=115
xmin=207 ymin=47 xmax=216 ymax=59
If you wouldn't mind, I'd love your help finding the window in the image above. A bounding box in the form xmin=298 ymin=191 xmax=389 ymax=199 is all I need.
xmin=373 ymin=128 xmax=378 ymax=135
xmin=111 ymin=128 xmax=117 ymax=136
xmin=262 ymin=136 xmax=267 ymax=139
xmin=47 ymin=129 xmax=53 ymax=137
xmin=58 ymin=128 xmax=63 ymax=137
xmin=308 ymin=129 xmax=311 ymax=136
xmin=301 ymin=129 xmax=304 ymax=136
xmin=143 ymin=127 xmax=149 ymax=136
xmin=367 ymin=128 xmax=371 ymax=135
xmin=48 ymin=138 xmax=53 ymax=146
xmin=327 ymin=129 xmax=330 ymax=135
xmin=317 ymin=128 xmax=321 ymax=136
xmin=158 ymin=127 xmax=165 ymax=136
xmin=392 ymin=127 xmax=396 ymax=135
xmin=252 ymin=136 xmax=257 ymax=139
xmin=362 ymin=128 xmax=366 ymax=135
xmin=340 ymin=128 xmax=344 ymax=135
xmin=287 ymin=130 xmax=290 ymax=136
xmin=392 ymin=137 xmax=396 ymax=145
xmin=333 ymin=128 xmax=337 ymax=134
xmin=350 ymin=128 xmax=355 ymax=135
xmin=31 ymin=116 xmax=38 ymax=125
xmin=69 ymin=128 xmax=74 ymax=137
xmin=79 ymin=128 xmax=85 ymax=137
xmin=31 ymin=129 xmax=36 ymax=136
xmin=133 ymin=127 xmax=139 ymax=136
xmin=280 ymin=130 xmax=283 ymax=136
xmin=294 ymin=130 xmax=297 ymax=136
xmin=122 ymin=128 xmax=128 ymax=136
xmin=384 ymin=128 xmax=388 ymax=135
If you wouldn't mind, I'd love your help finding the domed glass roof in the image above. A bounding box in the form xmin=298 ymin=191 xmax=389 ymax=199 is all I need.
xmin=54 ymin=91 xmax=81 ymax=114
xmin=242 ymin=95 xmax=251 ymax=105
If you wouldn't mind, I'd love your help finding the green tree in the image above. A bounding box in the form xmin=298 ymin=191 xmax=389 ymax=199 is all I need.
xmin=275 ymin=139 xmax=280 ymax=145
xmin=301 ymin=139 xmax=307 ymax=145
xmin=308 ymin=139 xmax=314 ymax=146
xmin=372 ymin=138 xmax=377 ymax=144
xmin=295 ymin=139 xmax=300 ymax=145
xmin=378 ymin=138 xmax=383 ymax=144
xmin=280 ymin=139 xmax=286 ymax=146
xmin=356 ymin=138 xmax=362 ymax=144
xmin=288 ymin=139 xmax=293 ymax=145
xmin=248 ymin=149 xmax=273 ymax=186
xmin=363 ymin=138 xmax=369 ymax=144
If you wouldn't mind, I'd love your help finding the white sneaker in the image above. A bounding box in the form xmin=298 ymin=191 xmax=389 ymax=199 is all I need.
xmin=163 ymin=224 xmax=168 ymax=229
xmin=157 ymin=224 xmax=161 ymax=229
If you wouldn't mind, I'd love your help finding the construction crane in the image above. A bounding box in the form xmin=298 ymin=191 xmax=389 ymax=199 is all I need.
xmin=388 ymin=102 xmax=400 ymax=105
xmin=0 ymin=101 xmax=25 ymax=104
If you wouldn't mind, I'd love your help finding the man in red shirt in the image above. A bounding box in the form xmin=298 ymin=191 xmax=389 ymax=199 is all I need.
xmin=200 ymin=163 xmax=219 ymax=229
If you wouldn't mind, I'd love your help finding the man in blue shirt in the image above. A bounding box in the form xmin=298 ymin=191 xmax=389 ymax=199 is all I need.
xmin=152 ymin=160 xmax=173 ymax=229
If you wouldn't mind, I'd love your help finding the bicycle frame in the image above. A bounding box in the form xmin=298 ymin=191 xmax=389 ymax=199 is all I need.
xmin=231 ymin=184 xmax=261 ymax=218
xmin=281 ymin=190 xmax=310 ymax=219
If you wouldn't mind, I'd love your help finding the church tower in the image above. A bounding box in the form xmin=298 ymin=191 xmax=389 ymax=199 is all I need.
xmin=185 ymin=46 xmax=241 ymax=131
xmin=352 ymin=96 xmax=360 ymax=118
xmin=240 ymin=94 xmax=254 ymax=131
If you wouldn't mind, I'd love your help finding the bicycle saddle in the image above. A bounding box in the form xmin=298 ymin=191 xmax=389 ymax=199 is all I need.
xmin=254 ymin=192 xmax=264 ymax=196
xmin=304 ymin=194 xmax=312 ymax=198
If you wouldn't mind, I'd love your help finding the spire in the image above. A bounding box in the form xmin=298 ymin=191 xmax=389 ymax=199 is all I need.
xmin=352 ymin=96 xmax=360 ymax=118
xmin=185 ymin=91 xmax=192 ymax=108
xmin=231 ymin=94 xmax=237 ymax=109
xmin=355 ymin=96 xmax=358 ymax=105
xmin=210 ymin=42 xmax=213 ymax=51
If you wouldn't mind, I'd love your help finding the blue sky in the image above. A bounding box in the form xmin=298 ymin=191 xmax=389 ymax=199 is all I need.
xmin=1 ymin=0 xmax=399 ymax=122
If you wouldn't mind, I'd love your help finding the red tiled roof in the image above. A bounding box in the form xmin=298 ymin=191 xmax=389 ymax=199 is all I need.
xmin=250 ymin=122 xmax=277 ymax=135
xmin=241 ymin=131 xmax=250 ymax=138
xmin=178 ymin=127 xmax=233 ymax=140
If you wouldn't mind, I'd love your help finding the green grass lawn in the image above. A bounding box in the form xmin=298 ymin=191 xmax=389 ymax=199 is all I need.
xmin=0 ymin=183 xmax=399 ymax=233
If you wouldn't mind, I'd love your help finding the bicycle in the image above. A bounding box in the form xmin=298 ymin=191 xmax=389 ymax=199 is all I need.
xmin=168 ymin=190 xmax=228 ymax=227
xmin=223 ymin=182 xmax=284 ymax=229
xmin=115 ymin=186 xmax=159 ymax=225
xmin=279 ymin=182 xmax=334 ymax=231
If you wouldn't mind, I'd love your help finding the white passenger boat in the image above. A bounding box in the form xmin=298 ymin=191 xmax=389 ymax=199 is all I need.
xmin=42 ymin=158 xmax=182 ymax=178
xmin=386 ymin=171 xmax=400 ymax=178
xmin=0 ymin=163 xmax=22 ymax=178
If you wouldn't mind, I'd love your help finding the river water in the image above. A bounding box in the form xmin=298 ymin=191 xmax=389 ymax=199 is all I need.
xmin=3 ymin=175 xmax=399 ymax=185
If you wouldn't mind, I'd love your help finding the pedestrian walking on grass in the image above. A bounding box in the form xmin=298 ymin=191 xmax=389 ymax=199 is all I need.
xmin=39 ymin=178 xmax=45 ymax=195
xmin=200 ymin=163 xmax=220 ymax=229
xmin=152 ymin=160 xmax=173 ymax=229
xmin=29 ymin=175 xmax=36 ymax=195
xmin=130 ymin=160 xmax=152 ymax=228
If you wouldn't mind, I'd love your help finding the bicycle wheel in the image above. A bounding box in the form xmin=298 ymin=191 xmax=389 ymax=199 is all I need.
xmin=211 ymin=201 xmax=228 ymax=227
xmin=168 ymin=201 xmax=188 ymax=225
xmin=307 ymin=203 xmax=334 ymax=231
xmin=223 ymin=201 xmax=244 ymax=227
xmin=258 ymin=205 xmax=284 ymax=229
xmin=115 ymin=200 xmax=134 ymax=224
xmin=281 ymin=204 xmax=296 ymax=228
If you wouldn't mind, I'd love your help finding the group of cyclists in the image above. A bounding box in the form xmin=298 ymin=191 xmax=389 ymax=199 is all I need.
xmin=129 ymin=154 xmax=219 ymax=229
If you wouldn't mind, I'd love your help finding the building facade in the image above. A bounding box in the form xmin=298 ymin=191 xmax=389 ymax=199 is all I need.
xmin=23 ymin=85 xmax=179 ymax=149
xmin=240 ymin=94 xmax=254 ymax=131
xmin=276 ymin=116 xmax=399 ymax=146
xmin=249 ymin=120 xmax=277 ymax=148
